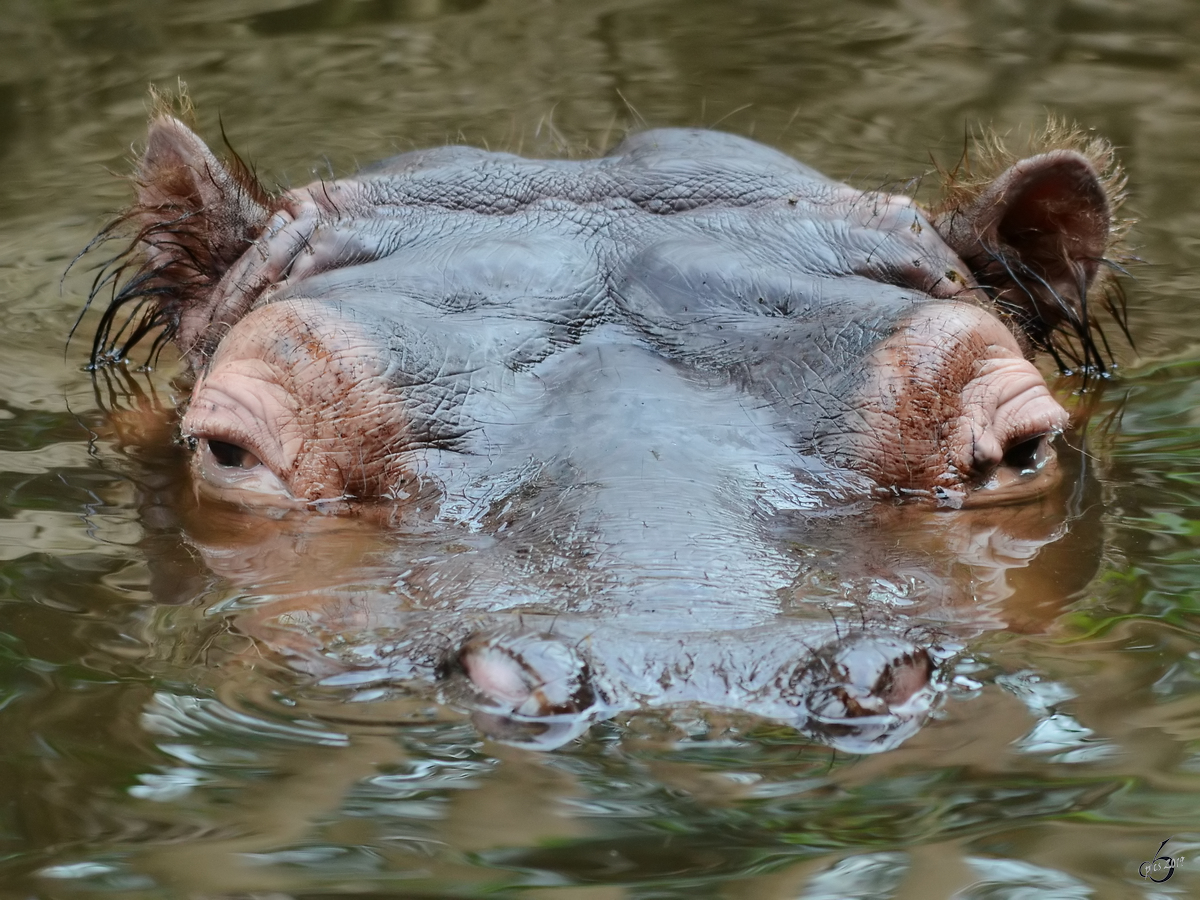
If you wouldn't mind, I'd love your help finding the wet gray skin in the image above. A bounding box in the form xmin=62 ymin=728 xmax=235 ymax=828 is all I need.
xmin=91 ymin=118 xmax=1120 ymax=752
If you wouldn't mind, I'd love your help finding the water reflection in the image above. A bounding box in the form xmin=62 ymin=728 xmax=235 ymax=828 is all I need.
xmin=246 ymin=0 xmax=487 ymax=36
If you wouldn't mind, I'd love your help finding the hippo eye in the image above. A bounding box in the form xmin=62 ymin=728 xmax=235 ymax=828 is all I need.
xmin=206 ymin=439 xmax=262 ymax=469
xmin=1001 ymin=433 xmax=1050 ymax=476
xmin=190 ymin=434 xmax=296 ymax=504
xmin=963 ymin=429 xmax=1059 ymax=504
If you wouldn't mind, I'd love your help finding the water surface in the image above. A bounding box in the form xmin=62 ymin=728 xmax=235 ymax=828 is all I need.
xmin=3 ymin=0 xmax=1200 ymax=896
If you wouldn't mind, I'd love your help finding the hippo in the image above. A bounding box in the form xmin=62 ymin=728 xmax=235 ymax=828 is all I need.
xmin=86 ymin=110 xmax=1125 ymax=751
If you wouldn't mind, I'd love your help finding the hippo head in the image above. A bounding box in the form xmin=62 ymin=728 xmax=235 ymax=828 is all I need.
xmin=92 ymin=116 xmax=1121 ymax=513
xmin=87 ymin=115 xmax=1123 ymax=751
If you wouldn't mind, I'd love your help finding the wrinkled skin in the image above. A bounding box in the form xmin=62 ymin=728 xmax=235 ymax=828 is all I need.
xmin=91 ymin=118 xmax=1119 ymax=751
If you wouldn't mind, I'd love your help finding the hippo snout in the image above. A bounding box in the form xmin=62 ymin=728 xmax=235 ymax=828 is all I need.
xmin=450 ymin=623 xmax=942 ymax=752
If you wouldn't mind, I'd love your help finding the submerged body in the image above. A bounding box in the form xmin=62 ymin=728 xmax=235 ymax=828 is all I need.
xmin=93 ymin=116 xmax=1123 ymax=750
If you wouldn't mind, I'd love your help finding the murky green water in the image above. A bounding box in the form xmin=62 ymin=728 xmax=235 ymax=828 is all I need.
xmin=3 ymin=0 xmax=1200 ymax=896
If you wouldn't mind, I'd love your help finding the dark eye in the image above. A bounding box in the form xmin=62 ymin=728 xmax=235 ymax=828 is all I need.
xmin=207 ymin=439 xmax=261 ymax=469
xmin=1002 ymin=434 xmax=1048 ymax=474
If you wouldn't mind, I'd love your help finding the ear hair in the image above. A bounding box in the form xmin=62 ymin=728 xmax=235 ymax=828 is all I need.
xmin=933 ymin=120 xmax=1127 ymax=223
xmin=929 ymin=120 xmax=1134 ymax=376
xmin=76 ymin=111 xmax=275 ymax=372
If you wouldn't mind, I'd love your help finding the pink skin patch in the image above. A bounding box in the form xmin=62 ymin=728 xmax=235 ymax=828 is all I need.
xmin=836 ymin=302 xmax=1070 ymax=506
xmin=180 ymin=299 xmax=412 ymax=509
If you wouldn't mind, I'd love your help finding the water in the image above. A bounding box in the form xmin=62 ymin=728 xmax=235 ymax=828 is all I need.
xmin=3 ymin=0 xmax=1200 ymax=896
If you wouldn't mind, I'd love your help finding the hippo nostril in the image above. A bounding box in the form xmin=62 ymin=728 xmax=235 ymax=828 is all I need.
xmin=459 ymin=631 xmax=595 ymax=718
xmin=789 ymin=636 xmax=936 ymax=720
xmin=207 ymin=439 xmax=262 ymax=469
xmin=875 ymin=649 xmax=934 ymax=706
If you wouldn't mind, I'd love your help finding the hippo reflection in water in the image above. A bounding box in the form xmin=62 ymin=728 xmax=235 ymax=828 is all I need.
xmin=88 ymin=110 xmax=1125 ymax=752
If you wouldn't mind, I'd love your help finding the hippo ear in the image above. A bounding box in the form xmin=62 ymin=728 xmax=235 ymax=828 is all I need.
xmin=134 ymin=116 xmax=271 ymax=282
xmin=932 ymin=150 xmax=1113 ymax=361
xmin=86 ymin=117 xmax=276 ymax=366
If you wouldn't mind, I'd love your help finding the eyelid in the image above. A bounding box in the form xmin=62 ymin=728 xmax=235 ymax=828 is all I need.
xmin=181 ymin=379 xmax=301 ymax=505
xmin=183 ymin=416 xmax=272 ymax=467
xmin=191 ymin=435 xmax=302 ymax=505
xmin=180 ymin=355 xmax=301 ymax=470
xmin=207 ymin=438 xmax=262 ymax=470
